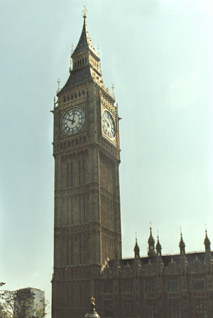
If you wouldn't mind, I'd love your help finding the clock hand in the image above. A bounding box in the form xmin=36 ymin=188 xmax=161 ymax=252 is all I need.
xmin=67 ymin=117 xmax=75 ymax=124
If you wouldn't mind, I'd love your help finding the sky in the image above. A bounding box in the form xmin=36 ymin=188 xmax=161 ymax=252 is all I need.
xmin=0 ymin=0 xmax=213 ymax=316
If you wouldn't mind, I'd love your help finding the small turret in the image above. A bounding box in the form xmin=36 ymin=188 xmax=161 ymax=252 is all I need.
xmin=148 ymin=227 xmax=156 ymax=257
xmin=134 ymin=239 xmax=140 ymax=259
xmin=204 ymin=228 xmax=212 ymax=268
xmin=179 ymin=231 xmax=186 ymax=255
xmin=156 ymin=235 xmax=162 ymax=257
xmin=204 ymin=229 xmax=211 ymax=253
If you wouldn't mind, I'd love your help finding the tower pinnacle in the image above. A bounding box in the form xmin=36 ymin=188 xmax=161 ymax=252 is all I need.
xmin=179 ymin=230 xmax=186 ymax=255
xmin=82 ymin=5 xmax=88 ymax=20
xmin=148 ymin=226 xmax=156 ymax=257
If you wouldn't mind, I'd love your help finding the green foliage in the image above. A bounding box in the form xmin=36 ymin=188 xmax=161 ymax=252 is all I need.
xmin=0 ymin=283 xmax=12 ymax=318
xmin=0 ymin=284 xmax=48 ymax=318
xmin=13 ymin=289 xmax=35 ymax=318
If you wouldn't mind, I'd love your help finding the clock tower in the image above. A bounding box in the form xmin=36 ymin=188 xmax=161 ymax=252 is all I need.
xmin=52 ymin=10 xmax=121 ymax=318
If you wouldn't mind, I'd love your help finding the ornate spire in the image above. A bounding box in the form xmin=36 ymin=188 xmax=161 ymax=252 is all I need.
xmin=71 ymin=7 xmax=99 ymax=60
xmin=59 ymin=7 xmax=102 ymax=94
xmin=134 ymin=238 xmax=140 ymax=259
xmin=179 ymin=229 xmax=186 ymax=255
xmin=204 ymin=228 xmax=211 ymax=253
xmin=148 ymin=226 xmax=156 ymax=257
xmin=156 ymin=233 xmax=162 ymax=257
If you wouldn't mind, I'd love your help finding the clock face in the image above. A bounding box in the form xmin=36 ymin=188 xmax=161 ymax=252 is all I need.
xmin=61 ymin=107 xmax=85 ymax=135
xmin=102 ymin=110 xmax=115 ymax=139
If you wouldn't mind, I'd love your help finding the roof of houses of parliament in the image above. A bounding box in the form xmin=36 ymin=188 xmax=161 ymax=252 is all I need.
xmin=105 ymin=228 xmax=212 ymax=269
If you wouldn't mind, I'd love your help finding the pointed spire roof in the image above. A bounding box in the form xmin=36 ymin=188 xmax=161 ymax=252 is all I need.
xmin=72 ymin=9 xmax=99 ymax=60
xmin=148 ymin=226 xmax=156 ymax=257
xmin=179 ymin=230 xmax=186 ymax=255
xmin=134 ymin=238 xmax=140 ymax=259
xmin=148 ymin=226 xmax=155 ymax=245
xmin=204 ymin=229 xmax=211 ymax=252
xmin=58 ymin=7 xmax=104 ymax=95
xmin=179 ymin=232 xmax=185 ymax=247
xmin=156 ymin=235 xmax=162 ymax=256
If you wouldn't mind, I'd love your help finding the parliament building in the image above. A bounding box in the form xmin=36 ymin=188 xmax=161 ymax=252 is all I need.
xmin=51 ymin=11 xmax=213 ymax=318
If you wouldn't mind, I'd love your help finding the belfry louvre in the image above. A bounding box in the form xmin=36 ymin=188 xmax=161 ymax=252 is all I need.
xmin=51 ymin=11 xmax=213 ymax=318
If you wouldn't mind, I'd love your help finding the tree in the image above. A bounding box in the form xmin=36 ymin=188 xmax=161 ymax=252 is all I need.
xmin=13 ymin=289 xmax=35 ymax=318
xmin=0 ymin=285 xmax=48 ymax=318
xmin=33 ymin=299 xmax=49 ymax=318
xmin=0 ymin=283 xmax=12 ymax=318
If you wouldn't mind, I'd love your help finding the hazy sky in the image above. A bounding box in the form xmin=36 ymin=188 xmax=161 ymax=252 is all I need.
xmin=1 ymin=0 xmax=213 ymax=316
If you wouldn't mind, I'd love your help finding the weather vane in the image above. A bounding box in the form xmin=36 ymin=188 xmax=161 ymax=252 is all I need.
xmin=82 ymin=4 xmax=88 ymax=19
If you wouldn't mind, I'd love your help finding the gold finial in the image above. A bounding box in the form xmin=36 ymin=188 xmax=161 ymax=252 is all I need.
xmin=82 ymin=5 xmax=88 ymax=19
xmin=91 ymin=297 xmax=95 ymax=305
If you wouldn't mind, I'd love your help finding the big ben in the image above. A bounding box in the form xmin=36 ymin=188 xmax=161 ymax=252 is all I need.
xmin=52 ymin=9 xmax=121 ymax=318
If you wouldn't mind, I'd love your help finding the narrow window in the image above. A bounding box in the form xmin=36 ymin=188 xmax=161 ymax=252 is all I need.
xmin=67 ymin=163 xmax=69 ymax=188
xmin=70 ymin=199 xmax=73 ymax=225
xmin=79 ymin=160 xmax=81 ymax=185
xmin=70 ymin=237 xmax=73 ymax=265
xmin=70 ymin=283 xmax=73 ymax=307
xmin=170 ymin=299 xmax=181 ymax=318
xmin=83 ymin=159 xmax=86 ymax=184
xmin=66 ymin=237 xmax=69 ymax=265
xmin=79 ymin=197 xmax=81 ymax=224
xmin=67 ymin=199 xmax=69 ymax=225
xmin=79 ymin=235 xmax=81 ymax=264
xmin=83 ymin=196 xmax=86 ymax=223
xmin=70 ymin=161 xmax=73 ymax=187
xmin=80 ymin=283 xmax=82 ymax=307
xmin=66 ymin=284 xmax=69 ymax=308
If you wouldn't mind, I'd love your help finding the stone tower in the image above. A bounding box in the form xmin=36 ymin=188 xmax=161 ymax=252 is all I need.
xmin=51 ymin=10 xmax=121 ymax=318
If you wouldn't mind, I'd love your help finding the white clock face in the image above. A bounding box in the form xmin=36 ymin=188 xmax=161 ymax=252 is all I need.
xmin=61 ymin=107 xmax=85 ymax=135
xmin=102 ymin=110 xmax=115 ymax=139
